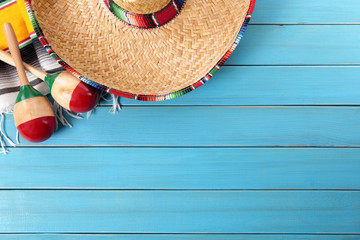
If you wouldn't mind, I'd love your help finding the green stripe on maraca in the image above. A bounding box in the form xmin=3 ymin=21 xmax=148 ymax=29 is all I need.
xmin=15 ymin=85 xmax=43 ymax=104
xmin=0 ymin=47 xmax=100 ymax=113
xmin=44 ymin=72 xmax=62 ymax=91
xmin=4 ymin=22 xmax=56 ymax=143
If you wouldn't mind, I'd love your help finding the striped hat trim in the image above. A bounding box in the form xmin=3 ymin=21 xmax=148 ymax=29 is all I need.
xmin=106 ymin=0 xmax=186 ymax=29
xmin=25 ymin=0 xmax=256 ymax=102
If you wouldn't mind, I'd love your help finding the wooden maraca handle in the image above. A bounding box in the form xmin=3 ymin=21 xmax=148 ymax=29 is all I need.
xmin=0 ymin=50 xmax=47 ymax=80
xmin=3 ymin=23 xmax=31 ymax=86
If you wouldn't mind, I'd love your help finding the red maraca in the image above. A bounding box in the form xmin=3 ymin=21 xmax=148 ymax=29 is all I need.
xmin=4 ymin=23 xmax=56 ymax=142
xmin=0 ymin=51 xmax=100 ymax=113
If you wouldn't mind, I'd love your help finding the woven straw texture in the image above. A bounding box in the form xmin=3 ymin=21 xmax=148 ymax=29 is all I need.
xmin=113 ymin=0 xmax=170 ymax=14
xmin=31 ymin=0 xmax=251 ymax=96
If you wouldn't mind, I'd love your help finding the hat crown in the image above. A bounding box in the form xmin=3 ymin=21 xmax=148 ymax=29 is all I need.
xmin=106 ymin=0 xmax=186 ymax=29
xmin=113 ymin=0 xmax=170 ymax=14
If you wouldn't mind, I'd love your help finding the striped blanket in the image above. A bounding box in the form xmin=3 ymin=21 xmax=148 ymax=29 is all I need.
xmin=0 ymin=0 xmax=63 ymax=113
xmin=0 ymin=0 xmax=119 ymax=154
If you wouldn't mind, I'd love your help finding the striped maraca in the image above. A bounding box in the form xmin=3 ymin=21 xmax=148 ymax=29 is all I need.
xmin=0 ymin=50 xmax=100 ymax=113
xmin=4 ymin=23 xmax=56 ymax=142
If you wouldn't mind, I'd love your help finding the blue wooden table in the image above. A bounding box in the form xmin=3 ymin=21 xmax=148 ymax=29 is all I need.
xmin=1 ymin=0 xmax=360 ymax=239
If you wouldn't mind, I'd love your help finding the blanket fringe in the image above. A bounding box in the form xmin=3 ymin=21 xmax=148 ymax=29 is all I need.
xmin=100 ymin=92 xmax=122 ymax=113
xmin=86 ymin=92 xmax=122 ymax=118
xmin=0 ymin=113 xmax=16 ymax=155
xmin=110 ymin=94 xmax=122 ymax=113
xmin=0 ymin=93 xmax=121 ymax=155
xmin=52 ymin=101 xmax=83 ymax=129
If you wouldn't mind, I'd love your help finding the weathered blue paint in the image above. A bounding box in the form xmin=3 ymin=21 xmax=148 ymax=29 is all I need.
xmin=251 ymin=0 xmax=360 ymax=24
xmin=4 ymin=107 xmax=360 ymax=146
xmin=1 ymin=0 xmax=360 ymax=239
xmin=118 ymin=67 xmax=360 ymax=106
xmin=0 ymin=235 xmax=358 ymax=240
xmin=228 ymin=25 xmax=360 ymax=65
xmin=1 ymin=148 xmax=360 ymax=189
xmin=0 ymin=191 xmax=359 ymax=233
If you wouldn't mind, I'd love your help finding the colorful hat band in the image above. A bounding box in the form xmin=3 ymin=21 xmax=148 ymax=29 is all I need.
xmin=105 ymin=0 xmax=186 ymax=29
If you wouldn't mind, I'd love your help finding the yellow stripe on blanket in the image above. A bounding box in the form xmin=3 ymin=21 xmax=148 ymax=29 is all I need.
xmin=0 ymin=0 xmax=35 ymax=50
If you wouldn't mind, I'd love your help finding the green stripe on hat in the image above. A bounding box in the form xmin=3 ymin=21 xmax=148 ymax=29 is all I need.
xmin=109 ymin=0 xmax=131 ymax=25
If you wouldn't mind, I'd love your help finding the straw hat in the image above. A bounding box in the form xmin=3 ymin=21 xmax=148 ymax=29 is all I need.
xmin=25 ymin=0 xmax=256 ymax=101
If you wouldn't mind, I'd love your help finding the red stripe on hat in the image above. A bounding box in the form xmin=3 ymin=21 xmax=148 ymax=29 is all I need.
xmin=247 ymin=0 xmax=256 ymax=15
xmin=154 ymin=4 xmax=177 ymax=26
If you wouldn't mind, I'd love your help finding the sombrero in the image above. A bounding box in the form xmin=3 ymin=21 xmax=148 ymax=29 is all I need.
xmin=25 ymin=0 xmax=256 ymax=101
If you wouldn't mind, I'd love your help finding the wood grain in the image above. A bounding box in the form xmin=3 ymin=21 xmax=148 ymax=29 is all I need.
xmin=227 ymin=25 xmax=360 ymax=65
xmin=0 ymin=191 xmax=358 ymax=233
xmin=3 ymin=0 xmax=360 ymax=238
xmin=14 ymin=96 xmax=55 ymax=126
xmin=251 ymin=0 xmax=360 ymax=24
xmin=51 ymin=72 xmax=79 ymax=110
xmin=4 ymin=107 xmax=360 ymax=147
xmin=0 ymin=234 xmax=358 ymax=240
xmin=3 ymin=23 xmax=29 ymax=86
xmin=1 ymin=148 xmax=360 ymax=190
xmin=117 ymin=67 xmax=360 ymax=106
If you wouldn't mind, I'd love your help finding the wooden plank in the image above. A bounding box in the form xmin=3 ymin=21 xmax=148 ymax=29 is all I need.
xmin=0 ymin=191 xmax=358 ymax=233
xmin=1 ymin=148 xmax=360 ymax=190
xmin=226 ymin=25 xmax=360 ymax=65
xmin=117 ymin=67 xmax=360 ymax=106
xmin=251 ymin=0 xmax=360 ymax=24
xmin=0 ymin=234 xmax=358 ymax=240
xmin=4 ymin=107 xmax=360 ymax=147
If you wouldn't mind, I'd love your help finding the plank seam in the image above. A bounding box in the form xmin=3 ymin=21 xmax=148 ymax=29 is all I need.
xmin=0 ymin=233 xmax=359 ymax=235
xmin=0 ymin=189 xmax=359 ymax=192
xmin=6 ymin=146 xmax=360 ymax=149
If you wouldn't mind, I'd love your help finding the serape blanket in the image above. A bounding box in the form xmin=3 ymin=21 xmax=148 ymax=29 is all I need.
xmin=0 ymin=0 xmax=63 ymax=153
xmin=0 ymin=0 xmax=63 ymax=113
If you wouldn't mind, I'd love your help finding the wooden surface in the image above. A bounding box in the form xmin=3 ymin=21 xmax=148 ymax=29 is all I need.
xmin=1 ymin=0 xmax=360 ymax=239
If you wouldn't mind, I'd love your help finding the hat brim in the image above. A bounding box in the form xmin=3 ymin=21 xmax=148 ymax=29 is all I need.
xmin=26 ymin=0 xmax=256 ymax=101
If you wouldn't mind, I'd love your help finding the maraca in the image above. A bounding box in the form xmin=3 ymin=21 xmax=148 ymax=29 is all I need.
xmin=0 ymin=51 xmax=100 ymax=113
xmin=4 ymin=23 xmax=56 ymax=142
